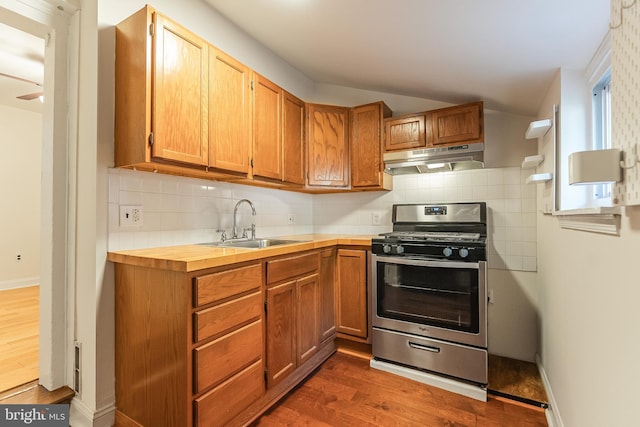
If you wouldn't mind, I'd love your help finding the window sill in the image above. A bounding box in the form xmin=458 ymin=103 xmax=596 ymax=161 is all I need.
xmin=552 ymin=206 xmax=621 ymax=235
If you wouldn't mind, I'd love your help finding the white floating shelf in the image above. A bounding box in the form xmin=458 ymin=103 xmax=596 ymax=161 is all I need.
xmin=526 ymin=173 xmax=553 ymax=184
xmin=525 ymin=119 xmax=552 ymax=139
xmin=521 ymin=154 xmax=545 ymax=169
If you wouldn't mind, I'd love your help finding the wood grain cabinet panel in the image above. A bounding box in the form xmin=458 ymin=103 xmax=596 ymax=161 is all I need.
xmin=282 ymin=91 xmax=306 ymax=185
xmin=431 ymin=101 xmax=484 ymax=146
xmin=384 ymin=113 xmax=428 ymax=152
xmin=194 ymin=320 xmax=262 ymax=393
xmin=209 ymin=46 xmax=252 ymax=174
xmin=307 ymin=103 xmax=350 ymax=187
xmin=115 ymin=6 xmax=209 ymax=168
xmin=265 ymin=251 xmax=329 ymax=389
xmin=253 ymin=73 xmax=283 ymax=180
xmin=193 ymin=263 xmax=261 ymax=307
xmin=193 ymin=291 xmax=262 ymax=342
xmin=194 ymin=360 xmax=264 ymax=427
xmin=336 ymin=249 xmax=368 ymax=339
xmin=297 ymin=273 xmax=320 ymax=366
xmin=152 ymin=14 xmax=209 ymax=166
xmin=319 ymin=249 xmax=337 ymax=343
xmin=266 ymin=280 xmax=297 ymax=388
xmin=267 ymin=252 xmax=320 ymax=285
xmin=351 ymin=102 xmax=392 ymax=188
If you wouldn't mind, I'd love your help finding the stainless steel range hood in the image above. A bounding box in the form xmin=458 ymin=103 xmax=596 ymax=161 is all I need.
xmin=383 ymin=142 xmax=484 ymax=175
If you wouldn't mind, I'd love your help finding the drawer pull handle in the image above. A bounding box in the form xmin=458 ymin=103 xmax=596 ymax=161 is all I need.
xmin=408 ymin=342 xmax=441 ymax=353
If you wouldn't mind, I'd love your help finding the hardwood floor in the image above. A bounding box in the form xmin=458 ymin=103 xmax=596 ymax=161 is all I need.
xmin=488 ymin=354 xmax=548 ymax=407
xmin=0 ymin=286 xmax=39 ymax=393
xmin=255 ymin=352 xmax=547 ymax=426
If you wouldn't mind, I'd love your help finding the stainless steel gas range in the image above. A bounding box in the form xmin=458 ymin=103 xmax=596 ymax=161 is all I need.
xmin=370 ymin=202 xmax=488 ymax=398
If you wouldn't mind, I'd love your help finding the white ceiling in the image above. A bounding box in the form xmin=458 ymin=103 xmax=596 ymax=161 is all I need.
xmin=0 ymin=23 xmax=44 ymax=114
xmin=204 ymin=0 xmax=610 ymax=116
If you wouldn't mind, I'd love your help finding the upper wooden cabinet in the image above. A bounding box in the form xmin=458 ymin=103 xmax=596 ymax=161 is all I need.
xmin=351 ymin=102 xmax=392 ymax=189
xmin=115 ymin=6 xmax=209 ymax=167
xmin=209 ymin=47 xmax=252 ymax=174
xmin=384 ymin=101 xmax=484 ymax=152
xmin=384 ymin=113 xmax=428 ymax=152
xmin=307 ymin=103 xmax=350 ymax=187
xmin=431 ymin=101 xmax=484 ymax=146
xmin=282 ymin=91 xmax=306 ymax=185
xmin=252 ymin=73 xmax=283 ymax=180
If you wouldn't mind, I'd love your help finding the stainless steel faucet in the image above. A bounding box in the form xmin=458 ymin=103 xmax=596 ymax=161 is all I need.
xmin=232 ymin=199 xmax=256 ymax=239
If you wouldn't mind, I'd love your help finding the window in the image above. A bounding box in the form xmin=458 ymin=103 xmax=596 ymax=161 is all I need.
xmin=592 ymin=69 xmax=612 ymax=201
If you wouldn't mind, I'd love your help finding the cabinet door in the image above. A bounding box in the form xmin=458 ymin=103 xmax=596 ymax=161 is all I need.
xmin=351 ymin=102 xmax=391 ymax=188
xmin=209 ymin=46 xmax=251 ymax=173
xmin=384 ymin=114 xmax=427 ymax=152
xmin=152 ymin=13 xmax=208 ymax=165
xmin=336 ymin=249 xmax=368 ymax=339
xmin=253 ymin=73 xmax=282 ymax=180
xmin=266 ymin=281 xmax=296 ymax=388
xmin=282 ymin=91 xmax=305 ymax=185
xmin=307 ymin=104 xmax=350 ymax=187
xmin=297 ymin=273 xmax=319 ymax=366
xmin=431 ymin=101 xmax=484 ymax=146
xmin=319 ymin=249 xmax=336 ymax=343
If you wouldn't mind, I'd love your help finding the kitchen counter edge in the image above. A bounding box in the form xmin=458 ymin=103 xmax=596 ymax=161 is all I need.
xmin=106 ymin=234 xmax=374 ymax=272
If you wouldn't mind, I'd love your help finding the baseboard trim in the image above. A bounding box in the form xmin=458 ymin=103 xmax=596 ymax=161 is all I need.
xmin=69 ymin=397 xmax=116 ymax=427
xmin=0 ymin=277 xmax=39 ymax=291
xmin=536 ymin=354 xmax=563 ymax=427
xmin=370 ymin=358 xmax=487 ymax=402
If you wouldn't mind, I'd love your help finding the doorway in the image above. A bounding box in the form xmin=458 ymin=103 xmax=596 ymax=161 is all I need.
xmin=0 ymin=0 xmax=78 ymax=395
xmin=0 ymin=22 xmax=44 ymax=394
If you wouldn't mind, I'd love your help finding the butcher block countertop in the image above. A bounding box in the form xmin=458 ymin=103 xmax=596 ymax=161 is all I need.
xmin=107 ymin=234 xmax=374 ymax=272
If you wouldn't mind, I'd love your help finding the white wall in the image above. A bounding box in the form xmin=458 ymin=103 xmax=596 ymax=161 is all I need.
xmin=0 ymin=104 xmax=41 ymax=289
xmin=535 ymin=52 xmax=640 ymax=427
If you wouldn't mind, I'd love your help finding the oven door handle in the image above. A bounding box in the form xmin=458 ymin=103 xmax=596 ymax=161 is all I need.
xmin=408 ymin=341 xmax=441 ymax=353
xmin=373 ymin=254 xmax=481 ymax=269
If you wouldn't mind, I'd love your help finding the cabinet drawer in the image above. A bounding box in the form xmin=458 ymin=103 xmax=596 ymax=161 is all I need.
xmin=194 ymin=359 xmax=264 ymax=427
xmin=267 ymin=252 xmax=319 ymax=284
xmin=194 ymin=263 xmax=262 ymax=307
xmin=194 ymin=291 xmax=262 ymax=343
xmin=194 ymin=319 xmax=262 ymax=393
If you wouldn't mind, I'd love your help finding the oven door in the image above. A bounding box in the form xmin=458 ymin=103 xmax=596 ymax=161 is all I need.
xmin=372 ymin=254 xmax=487 ymax=348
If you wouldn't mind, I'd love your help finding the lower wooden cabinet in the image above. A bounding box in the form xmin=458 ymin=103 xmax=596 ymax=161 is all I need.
xmin=265 ymin=252 xmax=321 ymax=388
xmin=113 ymin=246 xmax=363 ymax=426
xmin=336 ymin=248 xmax=369 ymax=340
xmin=114 ymin=261 xmax=264 ymax=427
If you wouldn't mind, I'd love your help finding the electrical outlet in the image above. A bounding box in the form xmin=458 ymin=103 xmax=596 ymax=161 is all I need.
xmin=120 ymin=205 xmax=144 ymax=227
xmin=488 ymin=289 xmax=495 ymax=304
xmin=372 ymin=212 xmax=382 ymax=225
xmin=16 ymin=254 xmax=22 ymax=261
xmin=287 ymin=214 xmax=296 ymax=224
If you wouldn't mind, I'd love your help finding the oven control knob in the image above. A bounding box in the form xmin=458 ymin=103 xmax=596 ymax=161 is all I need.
xmin=459 ymin=248 xmax=469 ymax=258
xmin=396 ymin=245 xmax=405 ymax=254
xmin=443 ymin=247 xmax=453 ymax=257
xmin=382 ymin=244 xmax=392 ymax=254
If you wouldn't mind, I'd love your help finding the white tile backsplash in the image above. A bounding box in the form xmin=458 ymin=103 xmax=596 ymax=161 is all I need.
xmin=108 ymin=166 xmax=538 ymax=272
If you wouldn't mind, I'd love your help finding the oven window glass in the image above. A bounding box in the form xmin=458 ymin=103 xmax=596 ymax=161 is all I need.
xmin=376 ymin=261 xmax=479 ymax=333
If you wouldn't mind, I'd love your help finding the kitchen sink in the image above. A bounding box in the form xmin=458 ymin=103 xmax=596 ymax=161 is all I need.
xmin=198 ymin=238 xmax=307 ymax=249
